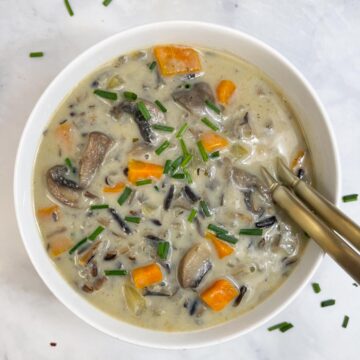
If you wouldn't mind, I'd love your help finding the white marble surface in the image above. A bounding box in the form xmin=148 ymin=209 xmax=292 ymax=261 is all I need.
xmin=0 ymin=0 xmax=359 ymax=359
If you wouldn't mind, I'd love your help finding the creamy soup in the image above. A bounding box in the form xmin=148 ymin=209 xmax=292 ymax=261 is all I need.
xmin=33 ymin=45 xmax=312 ymax=331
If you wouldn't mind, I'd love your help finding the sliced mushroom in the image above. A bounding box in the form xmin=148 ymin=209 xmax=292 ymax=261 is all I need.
xmin=79 ymin=132 xmax=112 ymax=188
xmin=178 ymin=243 xmax=212 ymax=288
xmin=172 ymin=82 xmax=215 ymax=116
xmin=47 ymin=165 xmax=81 ymax=207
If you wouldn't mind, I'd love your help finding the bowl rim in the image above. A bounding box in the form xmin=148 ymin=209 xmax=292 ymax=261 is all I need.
xmin=14 ymin=20 xmax=340 ymax=349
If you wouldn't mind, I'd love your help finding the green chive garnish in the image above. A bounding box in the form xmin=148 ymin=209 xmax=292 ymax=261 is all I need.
xmin=208 ymin=224 xmax=228 ymax=234
xmin=268 ymin=322 xmax=289 ymax=331
xmin=117 ymin=187 xmax=132 ymax=206
xmin=64 ymin=157 xmax=76 ymax=173
xmin=183 ymin=168 xmax=193 ymax=184
xmin=172 ymin=173 xmax=186 ymax=180
xmin=68 ymin=237 xmax=87 ymax=254
xmin=125 ymin=216 xmax=141 ymax=224
xmin=188 ymin=208 xmax=198 ymax=222
xmin=152 ymin=124 xmax=174 ymax=132
xmin=216 ymin=232 xmax=238 ymax=244
xmin=104 ymin=269 xmax=128 ymax=276
xmin=197 ymin=141 xmax=208 ymax=162
xmin=201 ymin=117 xmax=219 ymax=131
xmin=94 ymin=89 xmax=118 ymax=101
xmin=64 ymin=0 xmax=74 ymax=16
xmin=311 ymin=282 xmax=321 ymax=294
xmin=148 ymin=61 xmax=156 ymax=70
xmin=123 ymin=91 xmax=137 ymax=101
xmin=199 ymin=200 xmax=211 ymax=217
xmin=176 ymin=123 xmax=188 ymax=138
xmin=279 ymin=323 xmax=294 ymax=333
xmin=90 ymin=204 xmax=109 ymax=210
xmin=342 ymin=315 xmax=350 ymax=328
xmin=321 ymin=299 xmax=336 ymax=307
xmin=137 ymin=101 xmax=151 ymax=120
xmin=29 ymin=52 xmax=44 ymax=58
xmin=102 ymin=0 xmax=112 ymax=6
xmin=179 ymin=138 xmax=189 ymax=156
xmin=210 ymin=151 xmax=220 ymax=159
xmin=154 ymin=100 xmax=167 ymax=113
xmin=239 ymin=228 xmax=263 ymax=236
xmin=157 ymin=241 xmax=170 ymax=260
xmin=205 ymin=100 xmax=221 ymax=114
xmin=181 ymin=153 xmax=193 ymax=168
xmin=136 ymin=179 xmax=152 ymax=186
xmin=88 ymin=226 xmax=105 ymax=241
xmin=171 ymin=156 xmax=184 ymax=173
xmin=155 ymin=140 xmax=170 ymax=155
xmin=163 ymin=160 xmax=172 ymax=174
xmin=342 ymin=194 xmax=358 ymax=202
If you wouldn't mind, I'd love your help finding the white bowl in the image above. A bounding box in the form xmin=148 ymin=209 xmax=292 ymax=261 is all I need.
xmin=14 ymin=21 xmax=340 ymax=349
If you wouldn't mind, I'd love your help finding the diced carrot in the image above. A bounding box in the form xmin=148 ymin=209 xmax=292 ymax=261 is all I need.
xmin=49 ymin=236 xmax=72 ymax=257
xmin=37 ymin=205 xmax=60 ymax=219
xmin=200 ymin=279 xmax=239 ymax=311
xmin=291 ymin=150 xmax=305 ymax=170
xmin=132 ymin=263 xmax=163 ymax=289
xmin=55 ymin=122 xmax=73 ymax=152
xmin=205 ymin=232 xmax=234 ymax=259
xmin=154 ymin=45 xmax=202 ymax=76
xmin=200 ymin=132 xmax=229 ymax=153
xmin=79 ymin=241 xmax=100 ymax=266
xmin=127 ymin=159 xmax=163 ymax=184
xmin=216 ymin=80 xmax=236 ymax=105
xmin=103 ymin=181 xmax=125 ymax=193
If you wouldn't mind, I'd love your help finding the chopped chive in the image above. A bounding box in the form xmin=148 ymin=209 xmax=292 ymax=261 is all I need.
xmin=188 ymin=208 xmax=198 ymax=222
xmin=68 ymin=237 xmax=87 ymax=254
xmin=199 ymin=200 xmax=211 ymax=217
xmin=268 ymin=322 xmax=289 ymax=331
xmin=124 ymin=216 xmax=141 ymax=224
xmin=239 ymin=228 xmax=263 ymax=236
xmin=342 ymin=315 xmax=350 ymax=328
xmin=171 ymin=156 xmax=184 ymax=173
xmin=179 ymin=139 xmax=189 ymax=156
xmin=205 ymin=99 xmax=221 ymax=114
xmin=201 ymin=117 xmax=219 ymax=131
xmin=210 ymin=151 xmax=220 ymax=159
xmin=94 ymin=89 xmax=118 ymax=101
xmin=163 ymin=160 xmax=172 ymax=174
xmin=137 ymin=101 xmax=151 ymax=120
xmin=104 ymin=269 xmax=128 ymax=276
xmin=311 ymin=282 xmax=321 ymax=294
xmin=123 ymin=91 xmax=137 ymax=101
xmin=64 ymin=0 xmax=74 ymax=16
xmin=279 ymin=323 xmax=294 ymax=333
xmin=208 ymin=224 xmax=228 ymax=234
xmin=183 ymin=168 xmax=193 ymax=184
xmin=136 ymin=179 xmax=152 ymax=186
xmin=152 ymin=124 xmax=174 ymax=132
xmin=181 ymin=153 xmax=193 ymax=168
xmin=197 ymin=141 xmax=208 ymax=162
xmin=155 ymin=140 xmax=170 ymax=155
xmin=321 ymin=299 xmax=336 ymax=307
xmin=117 ymin=187 xmax=132 ymax=206
xmin=148 ymin=61 xmax=157 ymax=70
xmin=88 ymin=226 xmax=105 ymax=241
xmin=172 ymin=173 xmax=186 ymax=180
xmin=64 ymin=157 xmax=76 ymax=173
xmin=176 ymin=123 xmax=188 ymax=138
xmin=154 ymin=100 xmax=167 ymax=113
xmin=342 ymin=194 xmax=358 ymax=202
xmin=157 ymin=241 xmax=170 ymax=260
xmin=90 ymin=204 xmax=109 ymax=210
xmin=102 ymin=0 xmax=112 ymax=6
xmin=216 ymin=232 xmax=238 ymax=244
xmin=29 ymin=52 xmax=44 ymax=58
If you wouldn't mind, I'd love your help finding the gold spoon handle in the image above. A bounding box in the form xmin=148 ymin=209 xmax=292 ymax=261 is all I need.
xmin=277 ymin=159 xmax=360 ymax=252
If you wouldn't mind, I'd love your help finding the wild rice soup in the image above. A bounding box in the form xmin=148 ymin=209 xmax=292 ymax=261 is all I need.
xmin=34 ymin=45 xmax=312 ymax=331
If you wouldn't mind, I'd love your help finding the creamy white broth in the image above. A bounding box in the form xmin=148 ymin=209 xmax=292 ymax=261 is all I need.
xmin=33 ymin=45 xmax=311 ymax=331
